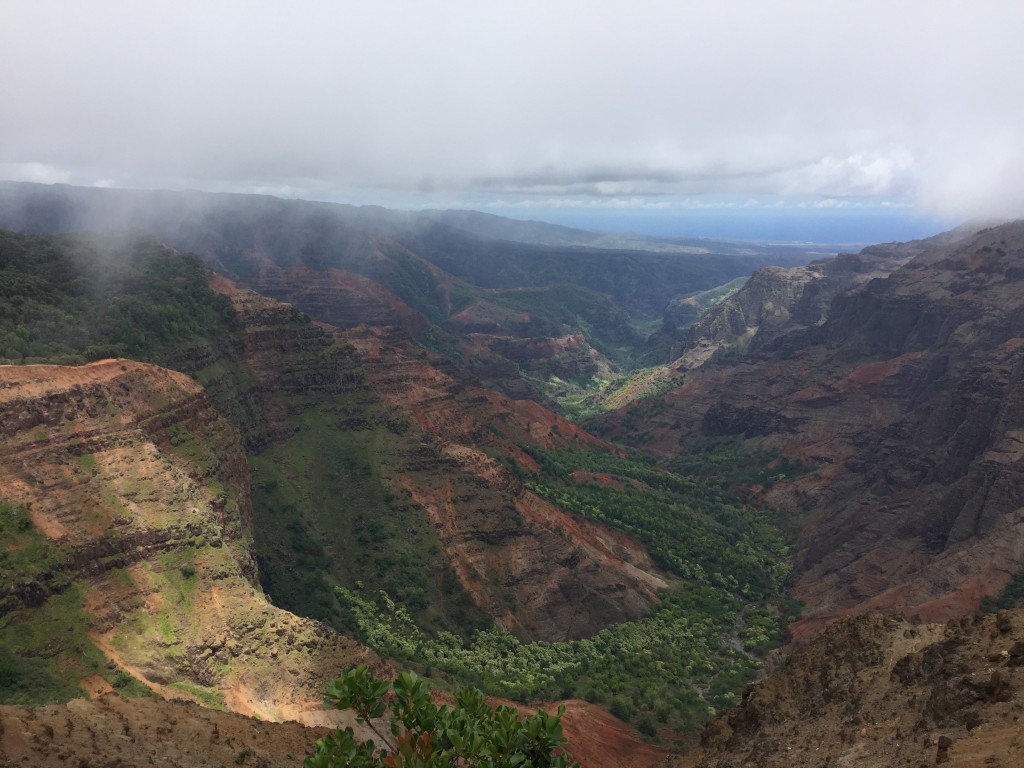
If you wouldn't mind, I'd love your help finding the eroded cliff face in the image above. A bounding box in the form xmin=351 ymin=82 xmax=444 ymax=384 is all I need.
xmin=0 ymin=360 xmax=382 ymax=727
xmin=345 ymin=325 xmax=667 ymax=641
xmin=245 ymin=262 xmax=429 ymax=339
xmin=204 ymin=276 xmax=667 ymax=641
xmin=603 ymin=222 xmax=1024 ymax=635
xmin=0 ymin=352 xmax=660 ymax=768
xmin=670 ymin=610 xmax=1024 ymax=768
xmin=671 ymin=229 xmax=970 ymax=370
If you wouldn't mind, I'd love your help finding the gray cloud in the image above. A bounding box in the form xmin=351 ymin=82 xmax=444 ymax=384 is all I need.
xmin=2 ymin=0 xmax=1024 ymax=218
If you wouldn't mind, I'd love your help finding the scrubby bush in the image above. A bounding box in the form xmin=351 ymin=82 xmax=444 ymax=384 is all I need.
xmin=305 ymin=665 xmax=578 ymax=767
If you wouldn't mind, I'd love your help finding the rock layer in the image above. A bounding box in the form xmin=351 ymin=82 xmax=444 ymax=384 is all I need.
xmin=0 ymin=360 xmax=382 ymax=726
xmin=342 ymin=324 xmax=668 ymax=640
xmin=603 ymin=222 xmax=1024 ymax=634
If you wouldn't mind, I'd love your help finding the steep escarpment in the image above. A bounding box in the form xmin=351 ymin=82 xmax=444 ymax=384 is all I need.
xmin=601 ymin=221 xmax=1024 ymax=635
xmin=0 ymin=354 xmax=661 ymax=766
xmin=211 ymin=280 xmax=668 ymax=642
xmin=671 ymin=610 xmax=1024 ymax=768
xmin=671 ymin=226 xmax=978 ymax=370
xmin=0 ymin=360 xmax=382 ymax=725
xmin=206 ymin=284 xmax=784 ymax=741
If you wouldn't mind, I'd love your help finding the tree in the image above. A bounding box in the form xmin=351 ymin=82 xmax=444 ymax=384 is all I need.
xmin=305 ymin=665 xmax=578 ymax=767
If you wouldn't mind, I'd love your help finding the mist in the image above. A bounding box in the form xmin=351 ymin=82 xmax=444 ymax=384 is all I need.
xmin=3 ymin=1 xmax=1023 ymax=235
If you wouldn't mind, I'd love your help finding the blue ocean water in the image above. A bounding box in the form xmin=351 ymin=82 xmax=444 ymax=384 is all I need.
xmin=492 ymin=207 xmax=961 ymax=246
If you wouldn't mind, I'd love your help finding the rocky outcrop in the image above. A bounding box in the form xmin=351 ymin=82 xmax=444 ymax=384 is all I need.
xmin=0 ymin=360 xmax=383 ymax=726
xmin=603 ymin=222 xmax=1024 ymax=634
xmin=670 ymin=610 xmax=1024 ymax=768
xmin=670 ymin=228 xmax=977 ymax=370
xmin=672 ymin=265 xmax=820 ymax=368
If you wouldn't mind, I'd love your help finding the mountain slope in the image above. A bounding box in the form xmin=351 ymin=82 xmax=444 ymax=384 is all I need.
xmin=0 ymin=181 xmax=818 ymax=392
xmin=597 ymin=221 xmax=1024 ymax=636
xmin=0 ymin=360 xmax=382 ymax=726
xmin=212 ymin=279 xmax=667 ymax=641
xmin=671 ymin=609 xmax=1024 ymax=768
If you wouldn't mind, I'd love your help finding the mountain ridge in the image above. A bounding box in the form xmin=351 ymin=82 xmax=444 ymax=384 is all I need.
xmin=593 ymin=220 xmax=1024 ymax=638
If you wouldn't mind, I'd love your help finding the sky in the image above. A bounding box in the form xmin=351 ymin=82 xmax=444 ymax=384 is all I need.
xmin=2 ymin=1 xmax=1023 ymax=242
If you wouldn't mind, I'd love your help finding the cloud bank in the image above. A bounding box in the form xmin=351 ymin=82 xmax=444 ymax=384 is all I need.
xmin=2 ymin=0 xmax=1023 ymax=219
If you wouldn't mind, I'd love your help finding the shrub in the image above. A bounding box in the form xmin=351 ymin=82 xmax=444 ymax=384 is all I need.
xmin=305 ymin=665 xmax=578 ymax=767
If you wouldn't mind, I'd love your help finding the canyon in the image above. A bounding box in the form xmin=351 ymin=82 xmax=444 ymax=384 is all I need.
xmin=1 ymin=184 xmax=1023 ymax=766
xmin=597 ymin=222 xmax=1024 ymax=641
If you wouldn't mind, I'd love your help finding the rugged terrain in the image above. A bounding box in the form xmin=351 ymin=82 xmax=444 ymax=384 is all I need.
xmin=0 ymin=692 xmax=664 ymax=768
xmin=671 ymin=609 xmax=1024 ymax=768
xmin=0 ymin=181 xmax=819 ymax=403
xmin=596 ymin=221 xmax=1024 ymax=637
xmin=0 ymin=360 xmax=382 ymax=727
xmin=0 ymin=353 xmax=667 ymax=765
xmin=215 ymin=277 xmax=667 ymax=641
xmin=6 ymin=186 xmax=1024 ymax=766
xmin=0 ymin=229 xmax=681 ymax=764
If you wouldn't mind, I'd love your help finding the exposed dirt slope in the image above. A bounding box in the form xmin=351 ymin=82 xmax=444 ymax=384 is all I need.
xmin=0 ymin=693 xmax=327 ymax=768
xmin=669 ymin=609 xmax=1024 ymax=768
xmin=0 ymin=360 xmax=383 ymax=727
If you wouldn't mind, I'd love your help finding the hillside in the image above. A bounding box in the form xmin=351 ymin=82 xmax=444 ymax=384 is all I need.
xmin=0 ymin=227 xmax=803 ymax=762
xmin=593 ymin=221 xmax=1024 ymax=638
xmin=670 ymin=609 xmax=1024 ymax=768
xmin=214 ymin=278 xmax=667 ymax=642
xmin=0 ymin=360 xmax=382 ymax=726
xmin=7 ymin=200 xmax=1023 ymax=766
xmin=0 ymin=181 xmax=820 ymax=402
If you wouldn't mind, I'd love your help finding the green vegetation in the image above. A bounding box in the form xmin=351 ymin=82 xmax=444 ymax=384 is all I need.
xmin=0 ymin=228 xmax=800 ymax=737
xmin=0 ymin=502 xmax=69 ymax=602
xmin=0 ymin=504 xmax=157 ymax=704
xmin=250 ymin=403 xmax=490 ymax=637
xmin=306 ymin=665 xmax=577 ymax=768
xmin=0 ymin=230 xmax=238 ymax=364
xmin=983 ymin=567 xmax=1024 ymax=611
xmin=331 ymin=443 xmax=797 ymax=737
xmin=0 ymin=585 xmax=152 ymax=704
xmin=666 ymin=437 xmax=812 ymax=491
xmin=522 ymin=447 xmax=790 ymax=599
xmin=335 ymin=585 xmax=766 ymax=736
xmin=169 ymin=680 xmax=227 ymax=710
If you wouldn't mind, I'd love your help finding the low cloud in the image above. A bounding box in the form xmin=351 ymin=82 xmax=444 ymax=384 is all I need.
xmin=2 ymin=1 xmax=1023 ymax=219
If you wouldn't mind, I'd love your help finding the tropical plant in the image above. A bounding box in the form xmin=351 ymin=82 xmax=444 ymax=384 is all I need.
xmin=305 ymin=665 xmax=578 ymax=768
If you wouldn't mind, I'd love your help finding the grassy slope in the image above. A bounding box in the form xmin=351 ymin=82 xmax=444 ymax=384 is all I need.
xmin=0 ymin=502 xmax=155 ymax=705
xmin=249 ymin=399 xmax=491 ymax=637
